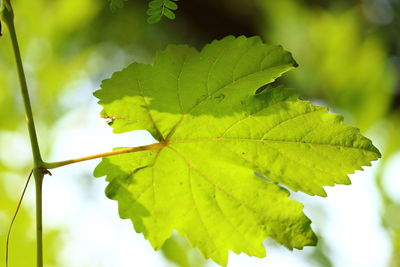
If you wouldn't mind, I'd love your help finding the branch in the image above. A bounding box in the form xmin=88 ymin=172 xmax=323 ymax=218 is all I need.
xmin=1 ymin=2 xmax=45 ymax=267
xmin=1 ymin=1 xmax=43 ymax=165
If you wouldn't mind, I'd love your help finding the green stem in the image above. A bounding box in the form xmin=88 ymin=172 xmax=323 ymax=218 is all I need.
xmin=1 ymin=2 xmax=43 ymax=164
xmin=34 ymin=169 xmax=44 ymax=267
xmin=2 ymin=2 xmax=44 ymax=267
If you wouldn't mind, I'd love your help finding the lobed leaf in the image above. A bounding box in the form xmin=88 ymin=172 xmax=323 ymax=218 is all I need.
xmin=94 ymin=36 xmax=380 ymax=266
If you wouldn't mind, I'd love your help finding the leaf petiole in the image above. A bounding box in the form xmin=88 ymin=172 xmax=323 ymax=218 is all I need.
xmin=43 ymin=142 xmax=164 ymax=169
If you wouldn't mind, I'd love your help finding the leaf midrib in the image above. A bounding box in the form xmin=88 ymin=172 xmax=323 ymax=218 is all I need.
xmin=167 ymin=137 xmax=379 ymax=154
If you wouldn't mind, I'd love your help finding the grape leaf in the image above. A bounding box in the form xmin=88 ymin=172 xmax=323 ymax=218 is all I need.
xmin=93 ymin=36 xmax=380 ymax=266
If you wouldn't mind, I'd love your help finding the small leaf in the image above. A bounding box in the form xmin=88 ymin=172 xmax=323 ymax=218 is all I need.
xmin=146 ymin=7 xmax=162 ymax=16
xmin=94 ymin=36 xmax=380 ymax=266
xmin=109 ymin=0 xmax=125 ymax=11
xmin=165 ymin=0 xmax=178 ymax=10
xmin=163 ymin=8 xmax=176 ymax=20
xmin=147 ymin=0 xmax=179 ymax=23
xmin=147 ymin=14 xmax=162 ymax=24
xmin=148 ymin=0 xmax=164 ymax=8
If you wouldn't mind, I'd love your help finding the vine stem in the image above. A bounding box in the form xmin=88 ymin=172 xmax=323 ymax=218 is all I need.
xmin=1 ymin=1 xmax=44 ymax=267
xmin=1 ymin=2 xmax=165 ymax=266
xmin=43 ymin=142 xmax=164 ymax=169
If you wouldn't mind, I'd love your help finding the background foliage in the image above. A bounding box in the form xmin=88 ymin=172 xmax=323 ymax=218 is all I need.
xmin=0 ymin=0 xmax=399 ymax=266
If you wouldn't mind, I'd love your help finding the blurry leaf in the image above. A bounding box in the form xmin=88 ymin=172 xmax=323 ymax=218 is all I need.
xmin=165 ymin=0 xmax=178 ymax=10
xmin=94 ymin=36 xmax=380 ymax=265
xmin=162 ymin=235 xmax=207 ymax=267
xmin=260 ymin=2 xmax=399 ymax=266
xmin=147 ymin=14 xmax=162 ymax=24
xmin=0 ymin=0 xmax=103 ymax=131
xmin=383 ymin=111 xmax=400 ymax=161
xmin=109 ymin=0 xmax=125 ymax=11
xmin=374 ymin=111 xmax=400 ymax=266
xmin=0 ymin=0 xmax=104 ymax=264
xmin=149 ymin=0 xmax=164 ymax=8
xmin=164 ymin=8 xmax=176 ymax=20
xmin=261 ymin=0 xmax=396 ymax=131
xmin=307 ymin=234 xmax=333 ymax=267
xmin=384 ymin=204 xmax=400 ymax=229
xmin=147 ymin=7 xmax=163 ymax=15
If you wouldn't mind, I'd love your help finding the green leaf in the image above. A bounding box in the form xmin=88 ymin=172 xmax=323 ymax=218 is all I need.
xmin=94 ymin=36 xmax=380 ymax=265
xmin=148 ymin=0 xmax=164 ymax=9
xmin=161 ymin=235 xmax=207 ymax=267
xmin=163 ymin=8 xmax=176 ymax=20
xmin=147 ymin=0 xmax=179 ymax=23
xmin=109 ymin=0 xmax=125 ymax=11
xmin=164 ymin=0 xmax=178 ymax=10
xmin=147 ymin=14 xmax=161 ymax=24
xmin=146 ymin=7 xmax=163 ymax=16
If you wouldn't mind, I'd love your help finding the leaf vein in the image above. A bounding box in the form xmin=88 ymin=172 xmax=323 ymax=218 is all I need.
xmin=167 ymin=65 xmax=291 ymax=140
xmin=187 ymin=165 xmax=219 ymax=254
xmin=177 ymin=54 xmax=188 ymax=112
xmin=168 ymin=146 xmax=266 ymax=223
xmin=260 ymin=109 xmax=322 ymax=140
xmin=137 ymin=79 xmax=165 ymax=140
xmin=170 ymin=138 xmax=377 ymax=153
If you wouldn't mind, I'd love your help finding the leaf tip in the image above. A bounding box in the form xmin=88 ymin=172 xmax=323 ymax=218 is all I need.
xmin=308 ymin=231 xmax=318 ymax=247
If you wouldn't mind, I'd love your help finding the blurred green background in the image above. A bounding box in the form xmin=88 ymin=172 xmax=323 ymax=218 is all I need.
xmin=0 ymin=0 xmax=399 ymax=266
